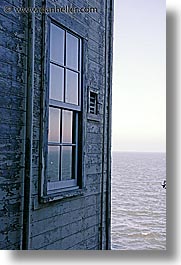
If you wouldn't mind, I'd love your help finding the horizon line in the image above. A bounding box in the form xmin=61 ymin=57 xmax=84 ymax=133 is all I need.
xmin=111 ymin=150 xmax=166 ymax=153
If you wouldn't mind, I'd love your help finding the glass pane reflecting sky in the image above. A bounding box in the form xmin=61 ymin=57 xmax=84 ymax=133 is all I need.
xmin=50 ymin=23 xmax=64 ymax=64
xmin=49 ymin=64 xmax=64 ymax=101
xmin=61 ymin=146 xmax=72 ymax=181
xmin=48 ymin=107 xmax=60 ymax=143
xmin=66 ymin=70 xmax=79 ymax=105
xmin=47 ymin=146 xmax=60 ymax=182
xmin=66 ymin=33 xmax=79 ymax=70
xmin=62 ymin=110 xmax=72 ymax=143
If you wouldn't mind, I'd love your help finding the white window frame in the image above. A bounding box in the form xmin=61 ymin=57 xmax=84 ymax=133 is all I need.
xmin=46 ymin=21 xmax=82 ymax=194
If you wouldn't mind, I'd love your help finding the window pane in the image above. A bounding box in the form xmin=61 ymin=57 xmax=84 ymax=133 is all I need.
xmin=48 ymin=108 xmax=60 ymax=142
xmin=50 ymin=23 xmax=64 ymax=64
xmin=66 ymin=33 xmax=79 ymax=70
xmin=47 ymin=146 xmax=60 ymax=182
xmin=49 ymin=64 xmax=64 ymax=101
xmin=62 ymin=110 xmax=72 ymax=143
xmin=66 ymin=70 xmax=79 ymax=105
xmin=61 ymin=146 xmax=72 ymax=181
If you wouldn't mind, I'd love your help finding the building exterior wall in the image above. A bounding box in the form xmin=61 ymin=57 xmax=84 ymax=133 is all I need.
xmin=0 ymin=0 xmax=113 ymax=250
xmin=0 ymin=0 xmax=27 ymax=249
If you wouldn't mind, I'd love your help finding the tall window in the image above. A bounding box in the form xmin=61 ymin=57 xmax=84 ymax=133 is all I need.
xmin=47 ymin=22 xmax=82 ymax=193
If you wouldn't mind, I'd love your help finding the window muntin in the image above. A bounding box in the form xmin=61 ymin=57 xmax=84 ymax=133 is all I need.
xmin=47 ymin=22 xmax=81 ymax=192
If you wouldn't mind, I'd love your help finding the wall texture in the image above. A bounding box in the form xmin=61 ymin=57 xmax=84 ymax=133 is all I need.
xmin=0 ymin=0 xmax=113 ymax=250
xmin=0 ymin=0 xmax=27 ymax=249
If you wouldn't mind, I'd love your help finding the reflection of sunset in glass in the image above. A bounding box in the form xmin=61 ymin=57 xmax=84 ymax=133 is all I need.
xmin=48 ymin=107 xmax=60 ymax=142
xmin=62 ymin=110 xmax=73 ymax=143
xmin=48 ymin=108 xmax=73 ymax=144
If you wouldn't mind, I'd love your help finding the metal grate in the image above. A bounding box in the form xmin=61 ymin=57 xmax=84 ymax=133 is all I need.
xmin=89 ymin=91 xmax=97 ymax=115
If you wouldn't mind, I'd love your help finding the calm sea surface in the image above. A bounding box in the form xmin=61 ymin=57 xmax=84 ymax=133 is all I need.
xmin=111 ymin=152 xmax=166 ymax=250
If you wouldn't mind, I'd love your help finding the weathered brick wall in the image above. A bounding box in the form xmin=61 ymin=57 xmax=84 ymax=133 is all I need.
xmin=0 ymin=0 xmax=112 ymax=250
xmin=0 ymin=0 xmax=27 ymax=249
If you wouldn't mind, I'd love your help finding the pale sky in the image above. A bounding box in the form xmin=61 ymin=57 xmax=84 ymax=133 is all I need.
xmin=112 ymin=0 xmax=166 ymax=152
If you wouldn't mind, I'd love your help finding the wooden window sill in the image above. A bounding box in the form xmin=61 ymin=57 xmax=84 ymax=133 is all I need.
xmin=38 ymin=187 xmax=85 ymax=205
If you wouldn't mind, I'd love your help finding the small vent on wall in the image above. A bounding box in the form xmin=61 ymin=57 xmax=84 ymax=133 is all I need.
xmin=89 ymin=91 xmax=97 ymax=115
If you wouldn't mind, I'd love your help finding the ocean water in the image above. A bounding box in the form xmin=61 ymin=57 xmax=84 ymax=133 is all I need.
xmin=111 ymin=152 xmax=166 ymax=250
